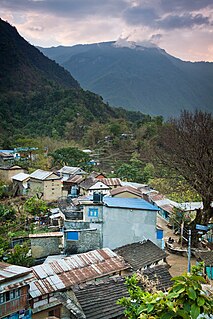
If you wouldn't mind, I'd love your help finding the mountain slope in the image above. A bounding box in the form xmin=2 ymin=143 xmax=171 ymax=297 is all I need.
xmin=0 ymin=18 xmax=79 ymax=93
xmin=39 ymin=42 xmax=213 ymax=117
xmin=0 ymin=19 xmax=142 ymax=142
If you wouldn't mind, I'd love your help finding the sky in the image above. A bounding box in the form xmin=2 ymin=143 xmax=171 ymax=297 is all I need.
xmin=1 ymin=0 xmax=213 ymax=62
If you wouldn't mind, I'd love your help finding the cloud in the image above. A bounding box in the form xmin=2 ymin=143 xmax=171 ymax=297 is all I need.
xmin=122 ymin=3 xmax=212 ymax=30
xmin=159 ymin=13 xmax=211 ymax=29
xmin=0 ymin=0 xmax=127 ymax=18
xmin=160 ymin=0 xmax=213 ymax=13
xmin=0 ymin=0 xmax=212 ymax=61
xmin=123 ymin=6 xmax=159 ymax=26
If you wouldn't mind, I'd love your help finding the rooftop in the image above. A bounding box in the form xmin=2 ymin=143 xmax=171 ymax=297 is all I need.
xmin=73 ymin=266 xmax=172 ymax=319
xmin=30 ymin=248 xmax=131 ymax=297
xmin=100 ymin=178 xmax=121 ymax=187
xmin=110 ymin=185 xmax=142 ymax=197
xmin=0 ymin=262 xmax=32 ymax=284
xmin=58 ymin=166 xmax=86 ymax=175
xmin=30 ymin=169 xmax=60 ymax=180
xmin=11 ymin=172 xmax=30 ymax=182
xmin=73 ymin=277 xmax=128 ymax=319
xmin=195 ymin=251 xmax=213 ymax=266
xmin=114 ymin=240 xmax=167 ymax=270
xmin=29 ymin=232 xmax=63 ymax=238
xmin=103 ymin=197 xmax=160 ymax=211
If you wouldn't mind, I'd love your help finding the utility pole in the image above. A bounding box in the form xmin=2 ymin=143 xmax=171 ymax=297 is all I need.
xmin=187 ymin=229 xmax=192 ymax=273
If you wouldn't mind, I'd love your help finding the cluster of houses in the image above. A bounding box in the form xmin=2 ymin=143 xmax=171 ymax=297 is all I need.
xmin=0 ymin=240 xmax=172 ymax=319
xmin=0 ymin=164 xmax=212 ymax=319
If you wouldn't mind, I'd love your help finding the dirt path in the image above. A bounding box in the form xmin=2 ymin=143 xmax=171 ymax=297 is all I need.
xmin=157 ymin=215 xmax=196 ymax=276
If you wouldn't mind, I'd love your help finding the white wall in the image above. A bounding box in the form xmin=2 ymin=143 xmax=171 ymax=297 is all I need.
xmin=102 ymin=206 xmax=157 ymax=249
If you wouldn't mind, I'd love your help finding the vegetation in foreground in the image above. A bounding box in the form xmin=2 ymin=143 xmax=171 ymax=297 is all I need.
xmin=118 ymin=263 xmax=213 ymax=319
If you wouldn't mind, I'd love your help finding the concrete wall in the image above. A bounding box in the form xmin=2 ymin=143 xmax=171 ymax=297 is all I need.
xmin=29 ymin=178 xmax=62 ymax=201
xmin=0 ymin=167 xmax=24 ymax=182
xmin=29 ymin=178 xmax=44 ymax=197
xmin=64 ymin=228 xmax=101 ymax=254
xmin=102 ymin=206 xmax=157 ymax=249
xmin=83 ymin=204 xmax=103 ymax=223
xmin=43 ymin=179 xmax=62 ymax=201
xmin=30 ymin=234 xmax=63 ymax=259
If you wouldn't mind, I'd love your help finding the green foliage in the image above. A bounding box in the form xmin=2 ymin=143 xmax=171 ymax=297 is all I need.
xmin=50 ymin=146 xmax=90 ymax=168
xmin=0 ymin=204 xmax=16 ymax=223
xmin=24 ymin=196 xmax=48 ymax=216
xmin=118 ymin=264 xmax=213 ymax=319
xmin=0 ymin=182 xmax=10 ymax=199
xmin=149 ymin=176 xmax=201 ymax=203
xmin=7 ymin=242 xmax=34 ymax=267
xmin=115 ymin=153 xmax=155 ymax=183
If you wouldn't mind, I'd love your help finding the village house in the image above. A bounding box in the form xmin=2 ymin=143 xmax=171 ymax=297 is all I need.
xmin=29 ymin=248 xmax=131 ymax=319
xmin=0 ymin=151 xmax=15 ymax=164
xmin=70 ymin=240 xmax=171 ymax=319
xmin=12 ymin=172 xmax=30 ymax=196
xmin=0 ymin=262 xmax=33 ymax=319
xmin=89 ymin=171 xmax=106 ymax=179
xmin=79 ymin=178 xmax=110 ymax=196
xmin=0 ymin=165 xmax=25 ymax=183
xmin=110 ymin=185 xmax=142 ymax=198
xmin=62 ymin=194 xmax=160 ymax=254
xmin=58 ymin=166 xmax=87 ymax=181
xmin=62 ymin=175 xmax=84 ymax=198
xmin=72 ymin=263 xmax=172 ymax=319
xmin=29 ymin=169 xmax=62 ymax=201
xmin=99 ymin=178 xmax=122 ymax=189
xmin=29 ymin=232 xmax=64 ymax=260
xmin=114 ymin=239 xmax=168 ymax=271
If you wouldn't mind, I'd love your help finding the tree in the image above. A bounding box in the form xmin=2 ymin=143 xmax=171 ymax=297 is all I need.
xmin=118 ymin=264 xmax=213 ymax=319
xmin=50 ymin=147 xmax=90 ymax=168
xmin=7 ymin=243 xmax=34 ymax=267
xmin=0 ymin=204 xmax=16 ymax=223
xmin=153 ymin=111 xmax=213 ymax=236
xmin=24 ymin=196 xmax=48 ymax=216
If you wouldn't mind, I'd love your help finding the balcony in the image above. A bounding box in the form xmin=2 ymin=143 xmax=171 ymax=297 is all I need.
xmin=0 ymin=298 xmax=27 ymax=317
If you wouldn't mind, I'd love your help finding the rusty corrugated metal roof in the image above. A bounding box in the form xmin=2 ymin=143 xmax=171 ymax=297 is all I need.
xmin=30 ymin=248 xmax=131 ymax=297
xmin=101 ymin=178 xmax=121 ymax=187
xmin=110 ymin=186 xmax=142 ymax=197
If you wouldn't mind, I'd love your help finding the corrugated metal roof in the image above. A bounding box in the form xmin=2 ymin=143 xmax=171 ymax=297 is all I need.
xmin=30 ymin=248 xmax=130 ymax=297
xmin=11 ymin=172 xmax=30 ymax=182
xmin=103 ymin=197 xmax=160 ymax=211
xmin=66 ymin=175 xmax=84 ymax=184
xmin=110 ymin=186 xmax=142 ymax=197
xmin=58 ymin=166 xmax=86 ymax=175
xmin=0 ymin=262 xmax=31 ymax=283
xmin=30 ymin=169 xmax=57 ymax=180
xmin=100 ymin=178 xmax=121 ymax=187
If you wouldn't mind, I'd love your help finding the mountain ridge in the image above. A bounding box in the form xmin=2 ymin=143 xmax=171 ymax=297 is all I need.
xmin=38 ymin=41 xmax=213 ymax=118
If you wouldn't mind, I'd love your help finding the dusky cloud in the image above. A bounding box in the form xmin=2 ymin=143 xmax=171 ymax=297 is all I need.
xmin=0 ymin=0 xmax=212 ymax=61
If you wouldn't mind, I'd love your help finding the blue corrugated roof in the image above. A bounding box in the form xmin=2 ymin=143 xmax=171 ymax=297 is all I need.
xmin=103 ymin=197 xmax=159 ymax=211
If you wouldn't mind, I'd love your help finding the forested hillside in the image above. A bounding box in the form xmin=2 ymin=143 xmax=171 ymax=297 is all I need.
xmin=0 ymin=19 xmax=146 ymax=146
xmin=39 ymin=41 xmax=213 ymax=118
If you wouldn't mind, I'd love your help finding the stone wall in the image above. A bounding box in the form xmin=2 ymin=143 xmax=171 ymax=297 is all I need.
xmin=64 ymin=228 xmax=101 ymax=255
xmin=30 ymin=233 xmax=63 ymax=259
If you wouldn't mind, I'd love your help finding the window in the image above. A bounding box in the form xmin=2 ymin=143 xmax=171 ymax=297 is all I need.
xmin=88 ymin=208 xmax=99 ymax=218
xmin=0 ymin=293 xmax=5 ymax=304
xmin=67 ymin=231 xmax=79 ymax=240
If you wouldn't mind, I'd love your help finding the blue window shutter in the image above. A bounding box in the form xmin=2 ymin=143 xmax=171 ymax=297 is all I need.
xmin=67 ymin=231 xmax=79 ymax=240
xmin=88 ymin=208 xmax=99 ymax=218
